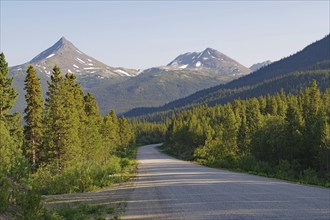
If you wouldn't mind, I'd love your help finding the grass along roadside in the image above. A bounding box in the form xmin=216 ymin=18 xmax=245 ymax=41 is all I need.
xmin=43 ymin=181 xmax=135 ymax=220
xmin=159 ymin=145 xmax=330 ymax=188
xmin=39 ymin=148 xmax=138 ymax=219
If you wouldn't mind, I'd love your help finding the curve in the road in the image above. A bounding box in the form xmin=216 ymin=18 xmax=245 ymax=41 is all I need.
xmin=123 ymin=144 xmax=330 ymax=220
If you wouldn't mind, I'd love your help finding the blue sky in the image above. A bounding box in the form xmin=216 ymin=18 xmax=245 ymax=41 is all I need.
xmin=1 ymin=1 xmax=329 ymax=69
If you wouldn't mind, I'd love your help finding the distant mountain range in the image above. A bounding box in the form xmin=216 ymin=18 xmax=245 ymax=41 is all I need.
xmin=94 ymin=48 xmax=251 ymax=113
xmin=125 ymin=35 xmax=330 ymax=118
xmin=9 ymin=38 xmax=251 ymax=114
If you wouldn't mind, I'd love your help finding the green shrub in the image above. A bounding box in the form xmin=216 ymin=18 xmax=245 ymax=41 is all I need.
xmin=275 ymin=160 xmax=295 ymax=180
xmin=253 ymin=161 xmax=273 ymax=175
xmin=31 ymin=155 xmax=136 ymax=195
xmin=51 ymin=203 xmax=109 ymax=220
xmin=214 ymin=153 xmax=238 ymax=169
xmin=300 ymin=168 xmax=319 ymax=185
xmin=31 ymin=164 xmax=57 ymax=195
xmin=0 ymin=174 xmax=10 ymax=213
xmin=16 ymin=189 xmax=44 ymax=220
xmin=239 ymin=154 xmax=257 ymax=171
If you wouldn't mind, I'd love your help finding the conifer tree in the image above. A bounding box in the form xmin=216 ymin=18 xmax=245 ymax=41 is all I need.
xmin=237 ymin=114 xmax=249 ymax=154
xmin=284 ymin=96 xmax=303 ymax=162
xmin=108 ymin=110 xmax=120 ymax=146
xmin=102 ymin=113 xmax=117 ymax=158
xmin=81 ymin=92 xmax=104 ymax=163
xmin=301 ymin=81 xmax=322 ymax=168
xmin=222 ymin=105 xmax=238 ymax=155
xmin=44 ymin=67 xmax=82 ymax=171
xmin=118 ymin=116 xmax=133 ymax=151
xmin=0 ymin=53 xmax=17 ymax=118
xmin=43 ymin=66 xmax=63 ymax=164
xmin=0 ymin=52 xmax=23 ymax=147
xmin=245 ymin=98 xmax=262 ymax=135
xmin=24 ymin=65 xmax=44 ymax=169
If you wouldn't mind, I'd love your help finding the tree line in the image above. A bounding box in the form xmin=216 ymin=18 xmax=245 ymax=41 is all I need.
xmin=165 ymin=81 xmax=330 ymax=186
xmin=0 ymin=53 xmax=136 ymax=217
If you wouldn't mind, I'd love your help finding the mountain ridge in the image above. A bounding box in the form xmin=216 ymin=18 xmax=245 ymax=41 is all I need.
xmin=124 ymin=34 xmax=330 ymax=118
xmin=11 ymin=37 xmax=139 ymax=79
xmin=9 ymin=38 xmax=252 ymax=115
xmin=142 ymin=47 xmax=251 ymax=77
xmin=249 ymin=60 xmax=272 ymax=72
xmin=91 ymin=47 xmax=251 ymax=114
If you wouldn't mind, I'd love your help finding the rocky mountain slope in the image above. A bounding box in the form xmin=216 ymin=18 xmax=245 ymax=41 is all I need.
xmin=93 ymin=48 xmax=251 ymax=114
xmin=249 ymin=60 xmax=272 ymax=72
xmin=10 ymin=37 xmax=139 ymax=113
xmin=9 ymin=38 xmax=251 ymax=115
xmin=142 ymin=48 xmax=250 ymax=76
xmin=11 ymin=37 xmax=138 ymax=79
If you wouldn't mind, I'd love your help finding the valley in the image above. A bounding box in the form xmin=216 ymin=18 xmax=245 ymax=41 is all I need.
xmin=1 ymin=1 xmax=329 ymax=218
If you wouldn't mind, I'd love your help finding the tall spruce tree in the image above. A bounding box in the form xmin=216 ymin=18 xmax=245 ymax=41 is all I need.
xmin=82 ymin=92 xmax=104 ymax=163
xmin=24 ymin=65 xmax=44 ymax=169
xmin=222 ymin=105 xmax=238 ymax=155
xmin=44 ymin=67 xmax=82 ymax=171
xmin=0 ymin=53 xmax=21 ymax=173
xmin=301 ymin=80 xmax=322 ymax=168
xmin=118 ymin=116 xmax=133 ymax=151
xmin=0 ymin=52 xmax=23 ymax=148
xmin=0 ymin=53 xmax=17 ymax=118
xmin=102 ymin=113 xmax=117 ymax=159
xmin=284 ymin=96 xmax=303 ymax=162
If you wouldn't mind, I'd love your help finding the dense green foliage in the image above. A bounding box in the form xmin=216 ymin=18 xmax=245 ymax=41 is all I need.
xmin=165 ymin=82 xmax=330 ymax=186
xmin=130 ymin=120 xmax=167 ymax=145
xmin=0 ymin=54 xmax=136 ymax=218
xmin=0 ymin=53 xmax=34 ymax=218
xmin=24 ymin=65 xmax=44 ymax=170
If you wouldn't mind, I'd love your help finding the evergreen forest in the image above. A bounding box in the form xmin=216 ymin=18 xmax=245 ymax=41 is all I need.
xmin=164 ymin=81 xmax=330 ymax=186
xmin=0 ymin=53 xmax=145 ymax=218
xmin=1 ymin=43 xmax=329 ymax=218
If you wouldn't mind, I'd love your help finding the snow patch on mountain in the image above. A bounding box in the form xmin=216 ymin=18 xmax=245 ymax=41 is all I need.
xmin=46 ymin=54 xmax=55 ymax=59
xmin=115 ymin=69 xmax=130 ymax=76
xmin=76 ymin=58 xmax=86 ymax=64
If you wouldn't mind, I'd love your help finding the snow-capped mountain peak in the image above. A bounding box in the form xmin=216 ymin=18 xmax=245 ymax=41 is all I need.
xmin=14 ymin=37 xmax=139 ymax=78
xmin=165 ymin=48 xmax=251 ymax=76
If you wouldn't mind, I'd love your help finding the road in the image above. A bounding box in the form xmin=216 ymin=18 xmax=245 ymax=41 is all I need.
xmin=123 ymin=144 xmax=330 ymax=220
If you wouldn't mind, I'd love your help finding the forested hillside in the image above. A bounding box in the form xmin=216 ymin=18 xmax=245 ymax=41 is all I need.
xmin=164 ymin=81 xmax=330 ymax=186
xmin=0 ymin=53 xmax=137 ymax=218
xmin=125 ymin=35 xmax=330 ymax=118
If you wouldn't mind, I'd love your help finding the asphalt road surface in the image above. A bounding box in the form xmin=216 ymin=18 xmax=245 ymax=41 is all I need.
xmin=123 ymin=144 xmax=330 ymax=220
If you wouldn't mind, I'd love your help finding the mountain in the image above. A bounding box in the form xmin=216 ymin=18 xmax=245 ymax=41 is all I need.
xmin=143 ymin=48 xmax=251 ymax=77
xmin=9 ymin=37 xmax=139 ymax=114
xmin=125 ymin=35 xmax=330 ymax=118
xmin=9 ymin=40 xmax=250 ymax=115
xmin=10 ymin=37 xmax=138 ymax=79
xmin=249 ymin=60 xmax=272 ymax=72
xmin=92 ymin=48 xmax=251 ymax=114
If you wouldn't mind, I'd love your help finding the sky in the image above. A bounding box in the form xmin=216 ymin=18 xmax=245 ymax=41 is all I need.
xmin=0 ymin=1 xmax=329 ymax=69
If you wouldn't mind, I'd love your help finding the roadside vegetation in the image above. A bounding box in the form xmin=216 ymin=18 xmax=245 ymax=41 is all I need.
xmin=163 ymin=81 xmax=330 ymax=187
xmin=0 ymin=53 xmax=137 ymax=219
